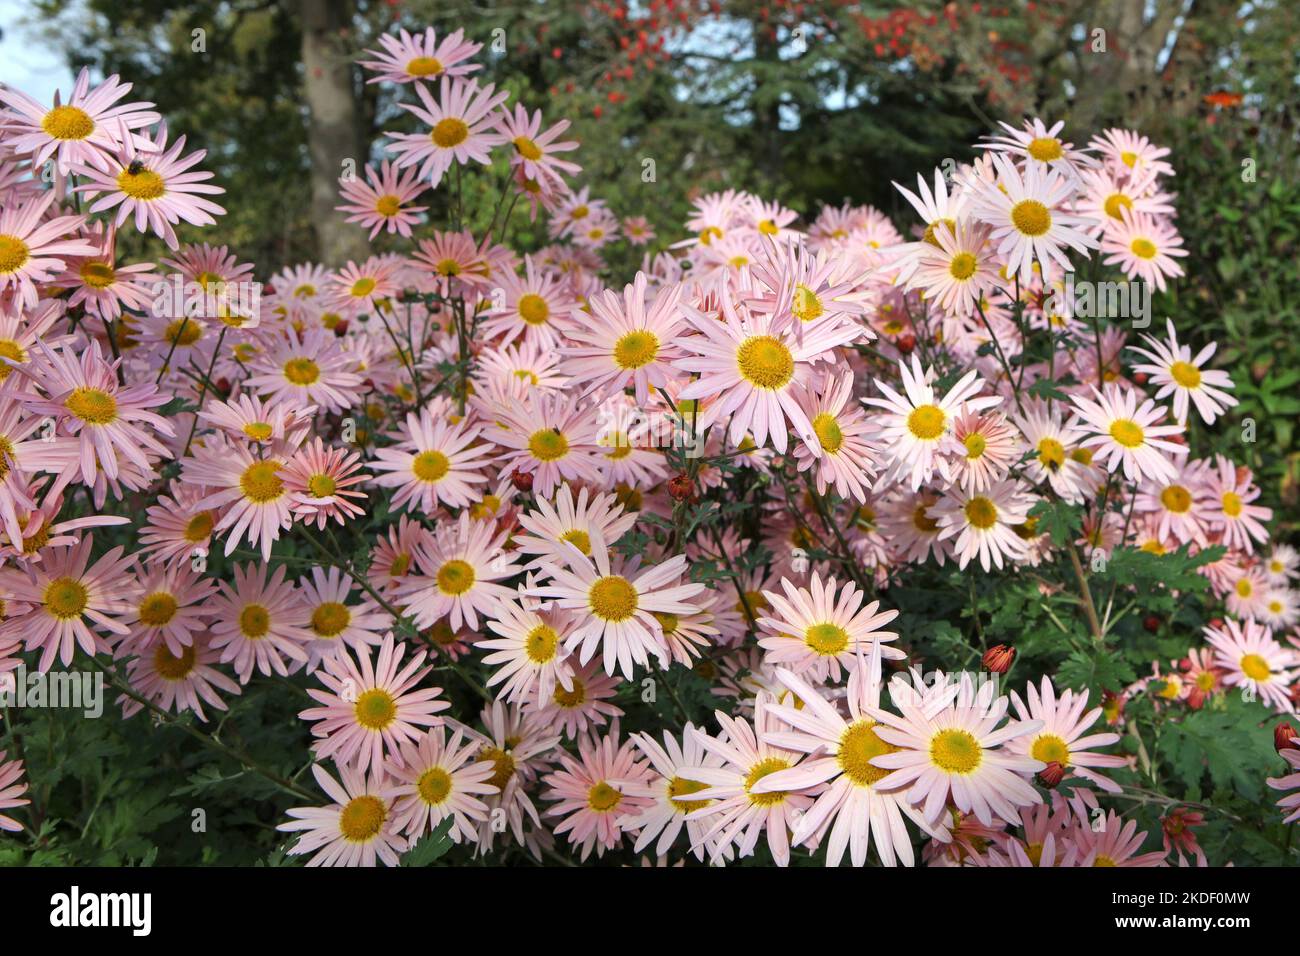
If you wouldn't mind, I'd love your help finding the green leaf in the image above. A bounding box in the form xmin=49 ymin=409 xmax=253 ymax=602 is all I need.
xmin=402 ymin=817 xmax=455 ymax=866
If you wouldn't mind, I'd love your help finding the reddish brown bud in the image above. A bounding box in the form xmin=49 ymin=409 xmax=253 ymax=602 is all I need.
xmin=896 ymin=333 xmax=916 ymax=354
xmin=1143 ymin=614 xmax=1160 ymax=633
xmin=1186 ymin=686 xmax=1207 ymax=710
xmin=982 ymin=644 xmax=1015 ymax=674
xmin=1275 ymin=721 xmax=1299 ymax=754
xmin=333 ymin=319 xmax=349 ymax=337
xmin=667 ymin=473 xmax=694 ymax=501
xmin=510 ymin=469 xmax=534 ymax=492
xmin=1037 ymin=761 xmax=1066 ymax=788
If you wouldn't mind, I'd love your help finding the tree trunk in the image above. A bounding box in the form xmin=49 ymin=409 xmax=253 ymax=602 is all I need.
xmin=297 ymin=0 xmax=368 ymax=266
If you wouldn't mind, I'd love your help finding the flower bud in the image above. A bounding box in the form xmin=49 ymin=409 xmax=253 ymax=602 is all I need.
xmin=982 ymin=644 xmax=1015 ymax=674
xmin=1037 ymin=761 xmax=1066 ymax=788
xmin=510 ymin=469 xmax=534 ymax=493
xmin=1275 ymin=721 xmax=1299 ymax=754
xmin=668 ymin=473 xmax=694 ymax=502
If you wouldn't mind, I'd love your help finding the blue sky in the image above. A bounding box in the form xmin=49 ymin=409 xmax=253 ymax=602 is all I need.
xmin=0 ymin=0 xmax=76 ymax=102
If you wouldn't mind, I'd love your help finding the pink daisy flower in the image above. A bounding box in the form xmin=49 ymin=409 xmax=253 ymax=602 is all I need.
xmin=1068 ymin=384 xmax=1183 ymax=484
xmin=1100 ymin=209 xmax=1187 ymax=292
xmin=0 ymin=534 xmax=134 ymax=672
xmin=115 ymin=561 xmax=217 ymax=657
xmin=526 ymin=658 xmax=624 ymax=741
xmin=385 ymin=726 xmax=499 ymax=843
xmin=369 ymin=407 xmax=493 ymax=513
xmin=118 ymin=632 xmax=242 ymax=723
xmin=1130 ymin=320 xmax=1236 ymax=426
xmin=534 ymin=543 xmax=706 ymax=680
xmin=0 ymin=750 xmax=30 ymax=832
xmin=479 ymin=592 xmax=577 ymax=708
xmin=1204 ymin=617 xmax=1296 ymax=713
xmin=74 ymin=122 xmax=226 ymax=250
xmin=933 ymin=478 xmax=1035 ymax=572
xmin=300 ymin=633 xmax=447 ymax=773
xmin=623 ymin=725 xmax=729 ymax=862
xmin=336 ymin=159 xmax=428 ymax=239
xmin=677 ymin=296 xmax=861 ymax=455
xmin=756 ymin=572 xmax=902 ymax=681
xmin=1203 ymin=455 xmax=1270 ymax=553
xmin=282 ymin=438 xmax=369 ymax=529
xmin=359 ymin=27 xmax=483 ymax=85
xmin=394 ymin=513 xmax=520 ymax=632
xmin=0 ymin=67 xmax=159 ymax=173
xmin=561 ymin=271 xmax=686 ymax=405
xmin=494 ymin=103 xmax=581 ymax=186
xmin=479 ymin=254 xmax=577 ymax=348
xmin=208 ymin=562 xmax=313 ymax=681
xmin=869 ymin=670 xmax=1045 ymax=827
xmin=754 ymin=647 xmax=951 ymax=867
xmin=679 ymin=694 xmax=813 ymax=867
xmin=296 ymin=566 xmax=391 ymax=667
xmin=1007 ymin=676 xmax=1127 ymax=793
xmin=244 ymin=327 xmax=364 ymax=414
xmin=183 ymin=438 xmax=300 ymax=562
xmin=278 ymin=762 xmax=408 ymax=867
xmin=387 ymin=77 xmax=507 ymax=188
xmin=0 ymin=192 xmax=97 ymax=308
xmin=489 ymin=391 xmax=603 ymax=499
xmin=1266 ymin=738 xmax=1300 ymax=824
xmin=541 ymin=724 xmax=656 ymax=861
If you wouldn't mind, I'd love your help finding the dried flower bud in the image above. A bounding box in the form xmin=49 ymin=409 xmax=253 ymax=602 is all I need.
xmin=510 ymin=469 xmax=534 ymax=493
xmin=1038 ymin=761 xmax=1066 ymax=788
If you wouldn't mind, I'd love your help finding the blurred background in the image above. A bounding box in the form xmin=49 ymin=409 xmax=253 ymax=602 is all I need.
xmin=1 ymin=0 xmax=1297 ymax=512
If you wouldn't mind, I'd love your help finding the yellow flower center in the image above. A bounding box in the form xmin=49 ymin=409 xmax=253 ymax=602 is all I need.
xmin=41 ymin=104 xmax=95 ymax=139
xmin=838 ymin=719 xmax=897 ymax=787
xmin=668 ymin=776 xmax=711 ymax=813
xmin=964 ymin=432 xmax=988 ymax=459
xmin=1236 ymin=577 xmax=1253 ymax=598
xmin=432 ymin=117 xmax=470 ymax=148
xmin=338 ymin=794 xmax=386 ymax=842
xmin=239 ymin=603 xmax=270 ymax=638
xmin=80 ymin=261 xmax=117 ymax=288
xmin=283 ymin=357 xmax=320 ymax=385
xmin=613 ymin=330 xmax=659 ymax=369
xmin=165 ymin=318 xmax=203 ymax=346
xmin=553 ymin=678 xmax=586 ymax=708
xmin=589 ymin=575 xmax=637 ymax=621
xmin=528 ymin=428 xmax=569 ymax=462
xmin=907 ymin=403 xmax=946 ymax=440
xmin=1160 ymin=485 xmax=1192 ymax=513
xmin=185 ymin=511 xmax=215 ymax=542
xmin=1120 ymin=150 xmax=1138 ymax=168
xmin=436 ymin=559 xmax=476 ymax=595
xmin=44 ymin=576 xmax=89 ymax=619
xmin=65 ymin=387 xmax=118 ymax=425
xmin=517 ymin=292 xmax=550 ymax=325
xmin=1108 ymin=419 xmax=1145 ymax=448
xmin=478 ymin=746 xmax=516 ymax=790
xmin=804 ymin=622 xmax=849 ymax=656
xmin=561 ymin=528 xmax=591 ymax=555
xmin=758 ymin=218 xmax=779 ymax=236
xmin=1026 ymin=136 xmax=1064 ymax=162
xmin=792 ymin=284 xmax=824 ymax=323
xmin=512 ymin=136 xmax=542 ymax=161
xmin=964 ymin=495 xmax=998 ymax=529
xmin=154 ymin=644 xmax=196 ymax=681
xmin=405 ymin=56 xmax=444 ymax=76
xmin=922 ymin=217 xmax=956 ymax=247
xmin=412 ymin=449 xmax=451 ymax=482
xmin=736 ymin=335 xmax=794 ymax=390
xmin=587 ymin=781 xmax=623 ymax=813
xmin=913 ymin=504 xmax=939 ymax=533
xmin=117 ymin=166 xmax=166 ymax=200
xmin=354 ymin=688 xmax=398 ymax=729
xmin=949 ymin=251 xmax=978 ymax=280
xmin=1130 ymin=238 xmax=1157 ymax=259
xmin=1010 ymin=199 xmax=1051 ymax=237
xmin=375 ymin=195 xmax=401 ymax=217
xmin=525 ymin=624 xmax=558 ymax=663
xmin=1103 ymin=193 xmax=1132 ymax=220
xmin=1032 ymin=437 xmax=1063 ymax=471
xmin=0 ymin=339 xmax=26 ymax=379
xmin=1240 ymin=653 xmax=1271 ymax=682
xmin=239 ymin=460 xmax=285 ymax=503
xmin=744 ymin=756 xmax=791 ymax=807
xmin=1031 ymin=733 xmax=1071 ymax=765
xmin=417 ymin=767 xmax=452 ymax=805
xmin=1221 ymin=491 xmax=1243 ymax=517
xmin=930 ymin=728 xmax=982 ymax=774
xmin=0 ymin=235 xmax=30 ymax=275
xmin=138 ymin=592 xmax=179 ymax=627
xmin=311 ymin=601 xmax=351 ymax=638
xmin=1169 ymin=361 xmax=1201 ymax=389
xmin=812 ymin=412 xmax=843 ymax=453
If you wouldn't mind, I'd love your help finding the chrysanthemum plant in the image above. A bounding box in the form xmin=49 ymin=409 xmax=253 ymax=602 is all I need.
xmin=0 ymin=32 xmax=1296 ymax=867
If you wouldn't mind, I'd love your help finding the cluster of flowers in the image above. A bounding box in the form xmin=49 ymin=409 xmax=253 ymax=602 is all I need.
xmin=0 ymin=28 xmax=1295 ymax=865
